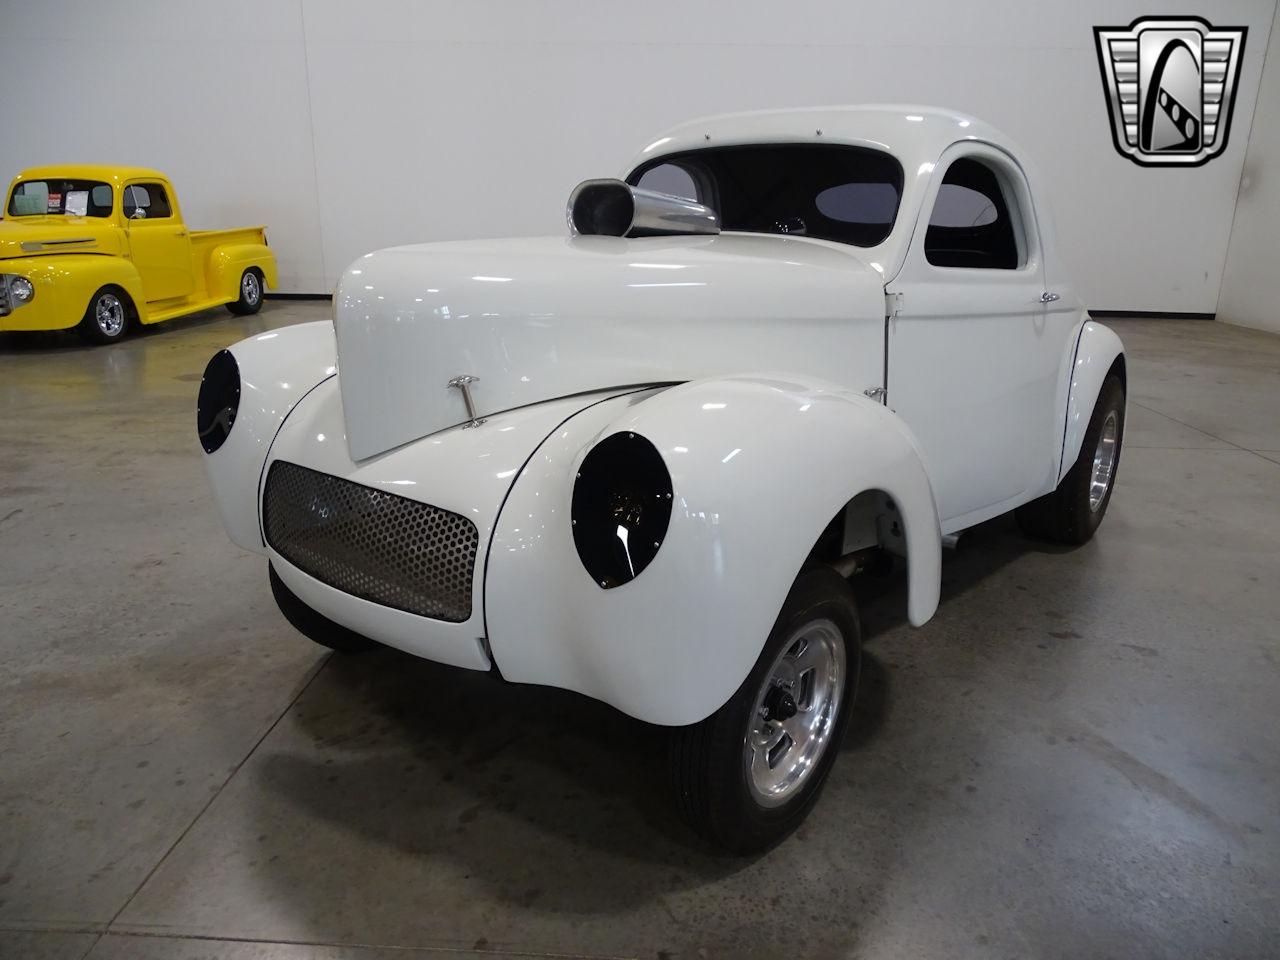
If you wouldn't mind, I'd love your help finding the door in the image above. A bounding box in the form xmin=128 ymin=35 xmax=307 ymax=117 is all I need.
xmin=886 ymin=145 xmax=1074 ymax=531
xmin=123 ymin=182 xmax=193 ymax=302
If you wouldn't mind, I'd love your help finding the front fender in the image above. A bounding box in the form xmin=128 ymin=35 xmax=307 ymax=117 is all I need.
xmin=0 ymin=255 xmax=145 ymax=331
xmin=1060 ymin=320 xmax=1125 ymax=482
xmin=200 ymin=321 xmax=336 ymax=551
xmin=485 ymin=374 xmax=942 ymax=726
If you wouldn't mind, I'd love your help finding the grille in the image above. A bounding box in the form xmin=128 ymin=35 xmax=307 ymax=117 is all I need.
xmin=263 ymin=460 xmax=479 ymax=623
xmin=0 ymin=280 xmax=10 ymax=317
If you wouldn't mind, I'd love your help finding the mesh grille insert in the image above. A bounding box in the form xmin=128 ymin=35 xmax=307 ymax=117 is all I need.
xmin=263 ymin=460 xmax=479 ymax=623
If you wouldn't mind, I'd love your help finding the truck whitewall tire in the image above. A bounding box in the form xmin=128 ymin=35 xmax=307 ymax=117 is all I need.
xmin=669 ymin=566 xmax=861 ymax=854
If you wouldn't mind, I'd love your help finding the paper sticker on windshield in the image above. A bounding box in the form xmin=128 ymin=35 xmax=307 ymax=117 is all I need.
xmin=47 ymin=193 xmax=62 ymax=212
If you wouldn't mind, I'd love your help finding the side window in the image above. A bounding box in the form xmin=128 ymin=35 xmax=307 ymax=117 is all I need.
xmin=636 ymin=163 xmax=699 ymax=201
xmin=924 ymin=159 xmax=1018 ymax=269
xmin=123 ymin=183 xmax=173 ymax=220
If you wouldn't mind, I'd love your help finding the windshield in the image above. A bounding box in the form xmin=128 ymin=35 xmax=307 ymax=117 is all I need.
xmin=628 ymin=144 xmax=903 ymax=247
xmin=7 ymin=179 xmax=114 ymax=218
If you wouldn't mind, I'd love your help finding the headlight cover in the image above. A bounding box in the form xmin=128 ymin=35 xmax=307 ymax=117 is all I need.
xmin=571 ymin=431 xmax=673 ymax=589
xmin=8 ymin=276 xmax=34 ymax=304
xmin=196 ymin=349 xmax=240 ymax=454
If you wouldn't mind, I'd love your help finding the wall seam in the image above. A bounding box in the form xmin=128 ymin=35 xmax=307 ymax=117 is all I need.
xmin=298 ymin=0 xmax=329 ymax=291
xmin=1216 ymin=0 xmax=1279 ymax=319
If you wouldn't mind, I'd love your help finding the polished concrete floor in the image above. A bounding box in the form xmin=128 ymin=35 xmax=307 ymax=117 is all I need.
xmin=1 ymin=303 xmax=1278 ymax=960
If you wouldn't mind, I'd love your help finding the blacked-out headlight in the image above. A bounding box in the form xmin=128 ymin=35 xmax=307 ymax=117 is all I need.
xmin=572 ymin=432 xmax=673 ymax=589
xmin=196 ymin=349 xmax=240 ymax=454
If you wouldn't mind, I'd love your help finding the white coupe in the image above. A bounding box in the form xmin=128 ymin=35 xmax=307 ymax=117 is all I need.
xmin=197 ymin=106 xmax=1125 ymax=852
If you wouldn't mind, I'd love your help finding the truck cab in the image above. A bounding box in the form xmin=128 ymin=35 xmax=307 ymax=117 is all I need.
xmin=0 ymin=165 xmax=277 ymax=343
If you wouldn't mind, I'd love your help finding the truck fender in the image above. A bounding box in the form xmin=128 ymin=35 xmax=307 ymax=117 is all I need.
xmin=485 ymin=373 xmax=942 ymax=726
xmin=209 ymin=242 xmax=279 ymax=300
xmin=1060 ymin=320 xmax=1126 ymax=482
xmin=199 ymin=321 xmax=335 ymax=552
xmin=22 ymin=256 xmax=146 ymax=328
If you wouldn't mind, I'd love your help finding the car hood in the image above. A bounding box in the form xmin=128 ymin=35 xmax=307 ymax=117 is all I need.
xmin=333 ymin=233 xmax=887 ymax=461
xmin=0 ymin=217 xmax=120 ymax=260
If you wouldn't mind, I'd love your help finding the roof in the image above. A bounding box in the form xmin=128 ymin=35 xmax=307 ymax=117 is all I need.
xmin=12 ymin=165 xmax=169 ymax=184
xmin=624 ymin=105 xmax=1017 ymax=175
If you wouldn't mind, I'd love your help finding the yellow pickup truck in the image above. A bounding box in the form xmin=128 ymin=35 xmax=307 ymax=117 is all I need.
xmin=0 ymin=165 xmax=278 ymax=343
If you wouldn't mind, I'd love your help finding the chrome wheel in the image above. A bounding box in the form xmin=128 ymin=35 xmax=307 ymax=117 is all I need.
xmin=241 ymin=271 xmax=261 ymax=306
xmin=745 ymin=618 xmax=846 ymax=807
xmin=95 ymin=293 xmax=126 ymax=337
xmin=1089 ymin=410 xmax=1119 ymax=511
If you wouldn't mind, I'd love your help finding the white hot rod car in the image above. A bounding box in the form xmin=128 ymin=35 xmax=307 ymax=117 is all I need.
xmin=198 ymin=106 xmax=1125 ymax=852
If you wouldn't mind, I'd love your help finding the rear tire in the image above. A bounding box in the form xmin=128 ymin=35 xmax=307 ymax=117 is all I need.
xmin=77 ymin=287 xmax=131 ymax=344
xmin=1016 ymin=373 xmax=1125 ymax=544
xmin=669 ymin=567 xmax=861 ymax=854
xmin=226 ymin=268 xmax=264 ymax=315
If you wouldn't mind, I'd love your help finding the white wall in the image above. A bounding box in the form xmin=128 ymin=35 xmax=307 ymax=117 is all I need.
xmin=3 ymin=0 xmax=1276 ymax=313
xmin=1220 ymin=1 xmax=1280 ymax=333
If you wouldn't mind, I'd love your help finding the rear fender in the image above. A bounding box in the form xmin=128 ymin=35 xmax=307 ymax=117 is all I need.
xmin=208 ymin=242 xmax=278 ymax=300
xmin=485 ymin=374 xmax=942 ymax=726
xmin=1060 ymin=320 xmax=1125 ymax=482
xmin=200 ymin=321 xmax=336 ymax=551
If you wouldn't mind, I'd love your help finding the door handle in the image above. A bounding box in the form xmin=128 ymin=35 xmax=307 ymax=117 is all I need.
xmin=174 ymin=230 xmax=187 ymax=238
xmin=1039 ymin=291 xmax=1060 ymax=303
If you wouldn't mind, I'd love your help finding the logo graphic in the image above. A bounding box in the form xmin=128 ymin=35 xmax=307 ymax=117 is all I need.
xmin=1094 ymin=16 xmax=1247 ymax=166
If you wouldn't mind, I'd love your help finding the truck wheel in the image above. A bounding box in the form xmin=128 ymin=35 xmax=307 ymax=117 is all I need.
xmin=1016 ymin=373 xmax=1125 ymax=544
xmin=78 ymin=287 xmax=131 ymax=344
xmin=226 ymin=268 xmax=264 ymax=315
xmin=669 ymin=566 xmax=860 ymax=854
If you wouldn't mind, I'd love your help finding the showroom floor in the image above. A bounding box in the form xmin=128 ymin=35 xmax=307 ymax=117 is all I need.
xmin=1 ymin=304 xmax=1277 ymax=960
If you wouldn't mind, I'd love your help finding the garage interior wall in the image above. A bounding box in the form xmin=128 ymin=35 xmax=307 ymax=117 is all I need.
xmin=3 ymin=0 xmax=1276 ymax=313
xmin=1219 ymin=0 xmax=1280 ymax=333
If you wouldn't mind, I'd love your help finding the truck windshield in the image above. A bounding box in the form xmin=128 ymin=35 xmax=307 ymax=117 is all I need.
xmin=7 ymin=179 xmax=114 ymax=218
xmin=628 ymin=144 xmax=903 ymax=247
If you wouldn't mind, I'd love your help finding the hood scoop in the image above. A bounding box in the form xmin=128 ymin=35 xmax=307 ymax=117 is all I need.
xmin=567 ymin=179 xmax=719 ymax=238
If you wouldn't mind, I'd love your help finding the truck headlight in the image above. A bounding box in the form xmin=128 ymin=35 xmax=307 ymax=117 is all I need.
xmin=197 ymin=349 xmax=240 ymax=454
xmin=571 ymin=431 xmax=673 ymax=589
xmin=7 ymin=276 xmax=34 ymax=305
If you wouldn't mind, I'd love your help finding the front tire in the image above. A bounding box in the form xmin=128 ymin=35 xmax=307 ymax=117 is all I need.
xmin=226 ymin=268 xmax=264 ymax=316
xmin=670 ymin=567 xmax=861 ymax=854
xmin=1016 ymin=372 xmax=1125 ymax=544
xmin=78 ymin=287 xmax=131 ymax=344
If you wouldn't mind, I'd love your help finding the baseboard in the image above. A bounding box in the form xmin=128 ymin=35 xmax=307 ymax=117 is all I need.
xmin=265 ymin=292 xmax=333 ymax=301
xmin=1089 ymin=310 xmax=1215 ymax=320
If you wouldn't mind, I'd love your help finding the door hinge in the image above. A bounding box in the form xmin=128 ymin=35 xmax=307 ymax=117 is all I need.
xmin=863 ymin=386 xmax=887 ymax=403
xmin=885 ymin=290 xmax=903 ymax=318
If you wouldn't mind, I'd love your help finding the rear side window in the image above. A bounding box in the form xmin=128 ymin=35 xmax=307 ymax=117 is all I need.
xmin=924 ymin=159 xmax=1018 ymax=269
xmin=123 ymin=183 xmax=173 ymax=220
xmin=629 ymin=144 xmax=903 ymax=247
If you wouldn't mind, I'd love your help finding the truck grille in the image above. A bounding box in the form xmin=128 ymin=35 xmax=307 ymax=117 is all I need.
xmin=262 ymin=460 xmax=479 ymax=623
xmin=0 ymin=280 xmax=10 ymax=317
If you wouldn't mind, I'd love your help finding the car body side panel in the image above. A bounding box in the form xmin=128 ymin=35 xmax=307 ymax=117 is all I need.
xmin=1060 ymin=320 xmax=1126 ymax=481
xmin=485 ymin=375 xmax=942 ymax=726
xmin=201 ymin=321 xmax=337 ymax=552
